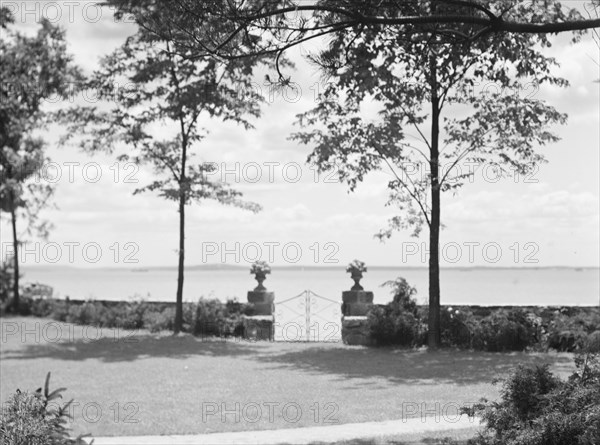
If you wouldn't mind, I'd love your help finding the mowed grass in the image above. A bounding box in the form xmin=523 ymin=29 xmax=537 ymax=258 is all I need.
xmin=0 ymin=317 xmax=576 ymax=438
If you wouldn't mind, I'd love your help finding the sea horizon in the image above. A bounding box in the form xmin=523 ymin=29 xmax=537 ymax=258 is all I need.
xmin=21 ymin=264 xmax=600 ymax=271
xmin=19 ymin=264 xmax=600 ymax=307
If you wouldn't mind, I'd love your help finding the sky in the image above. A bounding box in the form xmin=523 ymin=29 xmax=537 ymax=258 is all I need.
xmin=1 ymin=1 xmax=599 ymax=269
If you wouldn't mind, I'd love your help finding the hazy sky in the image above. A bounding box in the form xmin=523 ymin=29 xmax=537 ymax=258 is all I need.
xmin=1 ymin=1 xmax=599 ymax=268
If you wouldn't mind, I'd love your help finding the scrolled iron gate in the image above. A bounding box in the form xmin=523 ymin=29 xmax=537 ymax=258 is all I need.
xmin=274 ymin=290 xmax=341 ymax=342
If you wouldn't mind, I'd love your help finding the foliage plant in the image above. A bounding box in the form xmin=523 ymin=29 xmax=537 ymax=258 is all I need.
xmin=367 ymin=277 xmax=425 ymax=347
xmin=346 ymin=260 xmax=367 ymax=275
xmin=0 ymin=372 xmax=91 ymax=445
xmin=250 ymin=261 xmax=272 ymax=276
xmin=467 ymin=351 xmax=600 ymax=445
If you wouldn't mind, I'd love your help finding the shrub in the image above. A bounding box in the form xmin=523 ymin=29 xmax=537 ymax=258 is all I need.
xmin=467 ymin=352 xmax=600 ymax=445
xmin=142 ymin=307 xmax=175 ymax=333
xmin=0 ymin=258 xmax=15 ymax=303
xmin=1 ymin=296 xmax=249 ymax=336
xmin=367 ymin=277 xmax=425 ymax=347
xmin=547 ymin=329 xmax=587 ymax=352
xmin=472 ymin=309 xmax=536 ymax=352
xmin=439 ymin=308 xmax=538 ymax=351
xmin=48 ymin=300 xmax=70 ymax=322
xmin=383 ymin=277 xmax=419 ymax=315
xmin=193 ymin=298 xmax=247 ymax=338
xmin=30 ymin=298 xmax=56 ymax=318
xmin=8 ymin=296 xmax=34 ymax=316
xmin=0 ymin=372 xmax=91 ymax=444
xmin=65 ymin=302 xmax=107 ymax=326
xmin=368 ymin=305 xmax=424 ymax=347
xmin=586 ymin=330 xmax=600 ymax=353
xmin=440 ymin=307 xmax=476 ymax=348
xmin=111 ymin=301 xmax=147 ymax=330
xmin=181 ymin=302 xmax=196 ymax=333
xmin=546 ymin=311 xmax=600 ymax=352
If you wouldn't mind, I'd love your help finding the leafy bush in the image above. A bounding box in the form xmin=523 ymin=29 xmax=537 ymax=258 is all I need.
xmin=30 ymin=298 xmax=56 ymax=318
xmin=368 ymin=306 xmax=424 ymax=347
xmin=48 ymin=300 xmax=70 ymax=322
xmin=0 ymin=258 xmax=15 ymax=303
xmin=546 ymin=311 xmax=600 ymax=352
xmin=440 ymin=307 xmax=476 ymax=348
xmin=0 ymin=372 xmax=91 ymax=444
xmin=547 ymin=329 xmax=587 ymax=352
xmin=65 ymin=302 xmax=107 ymax=326
xmin=109 ymin=301 xmax=147 ymax=330
xmin=193 ymin=298 xmax=246 ymax=337
xmin=4 ymin=295 xmax=249 ymax=338
xmin=467 ymin=351 xmax=600 ymax=445
xmin=586 ymin=330 xmax=600 ymax=353
xmin=3 ymin=296 xmax=34 ymax=316
xmin=472 ymin=309 xmax=537 ymax=352
xmin=367 ymin=277 xmax=425 ymax=347
xmin=143 ymin=307 xmax=175 ymax=333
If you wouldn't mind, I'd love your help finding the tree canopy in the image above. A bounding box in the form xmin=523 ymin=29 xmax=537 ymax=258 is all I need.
xmin=105 ymin=0 xmax=600 ymax=79
xmin=0 ymin=8 xmax=81 ymax=307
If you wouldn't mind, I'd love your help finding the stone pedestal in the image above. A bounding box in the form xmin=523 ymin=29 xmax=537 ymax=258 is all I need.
xmin=341 ymin=316 xmax=374 ymax=346
xmin=247 ymin=291 xmax=274 ymax=316
xmin=244 ymin=290 xmax=274 ymax=340
xmin=341 ymin=290 xmax=373 ymax=315
xmin=242 ymin=315 xmax=274 ymax=341
xmin=341 ymin=290 xmax=374 ymax=345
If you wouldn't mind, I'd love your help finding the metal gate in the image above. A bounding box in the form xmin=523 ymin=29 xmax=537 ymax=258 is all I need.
xmin=274 ymin=290 xmax=341 ymax=342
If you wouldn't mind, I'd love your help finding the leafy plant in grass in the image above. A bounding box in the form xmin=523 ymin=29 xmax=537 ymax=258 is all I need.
xmin=143 ymin=307 xmax=175 ymax=333
xmin=0 ymin=372 xmax=91 ymax=444
xmin=367 ymin=277 xmax=425 ymax=347
xmin=0 ymin=257 xmax=16 ymax=304
xmin=466 ymin=351 xmax=600 ymax=445
xmin=194 ymin=298 xmax=247 ymax=338
xmin=29 ymin=297 xmax=55 ymax=319
xmin=65 ymin=302 xmax=107 ymax=326
xmin=440 ymin=307 xmax=476 ymax=349
xmin=546 ymin=310 xmax=600 ymax=352
xmin=472 ymin=309 xmax=537 ymax=352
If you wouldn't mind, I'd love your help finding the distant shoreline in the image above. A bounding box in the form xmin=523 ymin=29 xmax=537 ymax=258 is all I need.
xmin=21 ymin=264 xmax=600 ymax=272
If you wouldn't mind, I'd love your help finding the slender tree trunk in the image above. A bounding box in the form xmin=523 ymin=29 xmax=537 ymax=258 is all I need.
xmin=9 ymin=190 xmax=20 ymax=310
xmin=174 ymin=107 xmax=188 ymax=334
xmin=169 ymin=52 xmax=188 ymax=335
xmin=174 ymin=192 xmax=185 ymax=334
xmin=428 ymin=52 xmax=441 ymax=349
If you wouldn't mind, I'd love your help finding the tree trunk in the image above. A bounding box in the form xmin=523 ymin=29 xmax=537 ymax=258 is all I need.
xmin=174 ymin=192 xmax=185 ymax=334
xmin=174 ymin=105 xmax=188 ymax=334
xmin=9 ymin=190 xmax=20 ymax=310
xmin=428 ymin=52 xmax=441 ymax=349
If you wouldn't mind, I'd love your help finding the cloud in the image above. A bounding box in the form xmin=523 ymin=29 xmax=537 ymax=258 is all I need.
xmin=445 ymin=188 xmax=600 ymax=230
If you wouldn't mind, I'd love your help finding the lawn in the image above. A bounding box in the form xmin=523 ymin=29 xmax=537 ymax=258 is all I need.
xmin=0 ymin=316 xmax=576 ymax=439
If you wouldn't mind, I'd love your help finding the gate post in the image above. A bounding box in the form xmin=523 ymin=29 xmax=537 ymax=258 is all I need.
xmin=341 ymin=261 xmax=375 ymax=346
xmin=243 ymin=262 xmax=274 ymax=341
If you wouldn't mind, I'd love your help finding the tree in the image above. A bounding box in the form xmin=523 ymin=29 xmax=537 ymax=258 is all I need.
xmin=103 ymin=0 xmax=596 ymax=345
xmin=76 ymin=13 xmax=265 ymax=333
xmin=108 ymin=0 xmax=599 ymax=79
xmin=0 ymin=9 xmax=81 ymax=309
xmin=291 ymin=1 xmax=571 ymax=348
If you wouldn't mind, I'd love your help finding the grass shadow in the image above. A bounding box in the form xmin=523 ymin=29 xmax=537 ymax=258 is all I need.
xmin=1 ymin=332 xmax=265 ymax=363
xmin=259 ymin=345 xmax=574 ymax=385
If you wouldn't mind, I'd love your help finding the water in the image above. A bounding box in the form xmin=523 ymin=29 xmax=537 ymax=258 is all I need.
xmin=20 ymin=266 xmax=600 ymax=307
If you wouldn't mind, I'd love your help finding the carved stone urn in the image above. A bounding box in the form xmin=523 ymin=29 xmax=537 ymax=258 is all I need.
xmin=254 ymin=271 xmax=267 ymax=291
xmin=350 ymin=271 xmax=364 ymax=291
